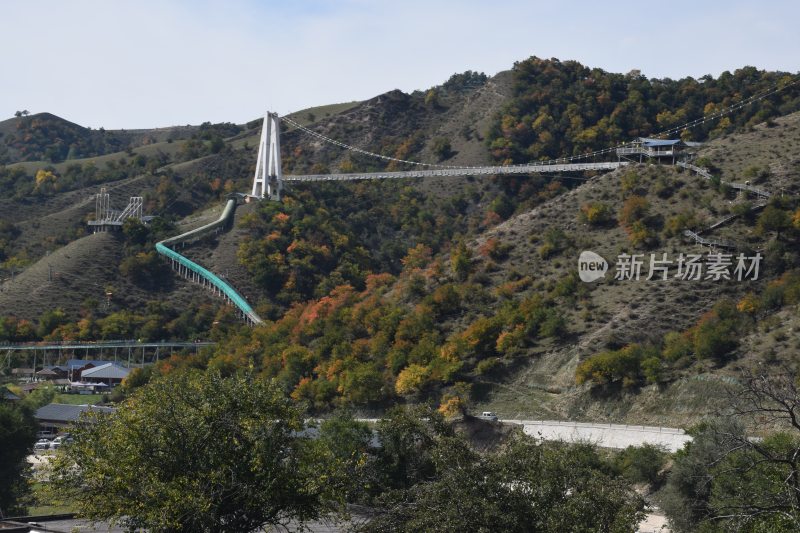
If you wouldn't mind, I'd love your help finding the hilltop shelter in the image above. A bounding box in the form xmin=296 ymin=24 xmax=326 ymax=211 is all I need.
xmin=616 ymin=137 xmax=701 ymax=163
xmin=80 ymin=362 xmax=130 ymax=386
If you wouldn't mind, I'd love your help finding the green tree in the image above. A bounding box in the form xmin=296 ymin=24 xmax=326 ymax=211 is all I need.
xmin=0 ymin=402 xmax=37 ymax=516
xmin=21 ymin=384 xmax=56 ymax=410
xmin=757 ymin=205 xmax=792 ymax=239
xmin=361 ymin=434 xmax=644 ymax=532
xmin=316 ymin=412 xmax=373 ymax=501
xmin=37 ymin=307 xmax=68 ymax=338
xmin=48 ymin=371 xmax=341 ymax=532
xmin=613 ymin=443 xmax=667 ymax=485
xmin=373 ymin=405 xmax=452 ymax=491
xmin=663 ymin=369 xmax=800 ymax=531
xmin=431 ymin=137 xmax=454 ymax=161
xmin=121 ymin=218 xmax=150 ymax=245
xmin=450 ymin=241 xmax=473 ymax=281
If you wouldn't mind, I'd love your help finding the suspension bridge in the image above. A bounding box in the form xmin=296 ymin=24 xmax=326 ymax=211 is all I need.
xmin=155 ymin=112 xmax=639 ymax=325
xmin=153 ymin=76 xmax=797 ymax=325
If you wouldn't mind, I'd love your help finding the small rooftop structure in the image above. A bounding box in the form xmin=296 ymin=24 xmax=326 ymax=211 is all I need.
xmin=69 ymin=381 xmax=109 ymax=393
xmin=65 ymin=359 xmax=118 ymax=370
xmin=37 ymin=367 xmax=66 ymax=380
xmin=616 ymin=137 xmax=701 ymax=163
xmin=1 ymin=386 xmax=21 ymax=401
xmin=21 ymin=382 xmax=41 ymax=393
xmin=80 ymin=363 xmax=130 ymax=385
xmin=35 ymin=403 xmax=115 ymax=430
xmin=11 ymin=367 xmax=35 ymax=378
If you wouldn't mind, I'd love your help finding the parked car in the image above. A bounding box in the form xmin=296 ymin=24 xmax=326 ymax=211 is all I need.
xmin=34 ymin=439 xmax=51 ymax=451
xmin=479 ymin=411 xmax=499 ymax=422
xmin=49 ymin=435 xmax=74 ymax=450
xmin=36 ymin=430 xmax=56 ymax=440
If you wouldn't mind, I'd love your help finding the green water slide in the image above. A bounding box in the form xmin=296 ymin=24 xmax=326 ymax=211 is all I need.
xmin=155 ymin=197 xmax=263 ymax=325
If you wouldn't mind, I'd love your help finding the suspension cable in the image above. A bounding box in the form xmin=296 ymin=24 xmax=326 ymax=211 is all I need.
xmin=281 ymin=74 xmax=799 ymax=170
xmin=280 ymin=115 xmax=461 ymax=169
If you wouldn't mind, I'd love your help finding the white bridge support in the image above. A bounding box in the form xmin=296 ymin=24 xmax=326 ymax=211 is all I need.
xmin=95 ymin=187 xmax=111 ymax=222
xmin=251 ymin=112 xmax=283 ymax=201
xmin=115 ymin=196 xmax=143 ymax=223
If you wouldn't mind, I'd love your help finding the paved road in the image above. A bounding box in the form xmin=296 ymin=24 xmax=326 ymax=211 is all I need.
xmin=359 ymin=417 xmax=691 ymax=452
xmin=504 ymin=419 xmax=691 ymax=452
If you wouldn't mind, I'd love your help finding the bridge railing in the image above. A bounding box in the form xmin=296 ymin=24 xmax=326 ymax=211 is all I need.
xmin=283 ymin=161 xmax=627 ymax=182
xmin=677 ymin=161 xmax=771 ymax=198
xmin=683 ymin=229 xmax=736 ymax=249
xmin=616 ymin=147 xmax=679 ymax=157
xmin=503 ymin=419 xmax=688 ymax=435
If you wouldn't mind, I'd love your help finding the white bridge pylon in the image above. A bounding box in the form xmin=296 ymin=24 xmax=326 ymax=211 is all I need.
xmin=251 ymin=112 xmax=283 ymax=201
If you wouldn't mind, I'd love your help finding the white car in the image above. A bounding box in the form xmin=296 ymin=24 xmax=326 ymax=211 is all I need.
xmin=34 ymin=439 xmax=51 ymax=451
xmin=479 ymin=411 xmax=499 ymax=422
xmin=49 ymin=435 xmax=74 ymax=449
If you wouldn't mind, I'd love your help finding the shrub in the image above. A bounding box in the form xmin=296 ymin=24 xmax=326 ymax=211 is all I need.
xmin=539 ymin=310 xmax=567 ymax=339
xmin=431 ymin=137 xmax=454 ymax=161
xmin=618 ymin=196 xmax=650 ymax=228
xmin=395 ymin=364 xmax=429 ymax=395
xmin=478 ymin=238 xmax=513 ymax=261
xmin=475 ymin=358 xmax=501 ymax=375
xmin=614 ymin=444 xmax=668 ymax=485
xmin=756 ymin=205 xmax=791 ymax=237
xmin=575 ymin=344 xmax=645 ymax=387
xmin=450 ymin=241 xmax=473 ymax=281
xmin=661 ymin=331 xmax=693 ymax=362
xmin=620 ymin=171 xmax=642 ymax=196
xmin=579 ymin=202 xmax=614 ymax=227
xmin=692 ymin=302 xmax=742 ymax=362
xmin=619 ymin=196 xmax=658 ymax=247
xmin=663 ymin=212 xmax=697 ymax=238
xmin=119 ymin=252 xmax=169 ymax=288
xmin=538 ymin=227 xmax=570 ymax=258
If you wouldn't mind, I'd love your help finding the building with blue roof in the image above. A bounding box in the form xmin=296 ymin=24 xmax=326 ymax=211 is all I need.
xmin=616 ymin=137 xmax=701 ymax=163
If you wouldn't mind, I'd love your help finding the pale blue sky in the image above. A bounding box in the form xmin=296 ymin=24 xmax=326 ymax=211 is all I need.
xmin=1 ymin=0 xmax=798 ymax=129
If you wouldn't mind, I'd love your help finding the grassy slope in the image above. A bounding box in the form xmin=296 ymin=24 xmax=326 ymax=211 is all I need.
xmin=472 ymin=113 xmax=800 ymax=425
xmin=0 ymin=230 xmax=210 ymax=320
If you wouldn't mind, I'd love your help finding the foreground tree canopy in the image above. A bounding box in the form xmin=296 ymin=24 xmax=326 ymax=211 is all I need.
xmin=661 ymin=369 xmax=800 ymax=532
xmin=45 ymin=371 xmax=647 ymax=532
xmin=361 ymin=435 xmax=645 ymax=532
xmin=0 ymin=401 xmax=37 ymax=516
xmin=49 ymin=371 xmax=340 ymax=532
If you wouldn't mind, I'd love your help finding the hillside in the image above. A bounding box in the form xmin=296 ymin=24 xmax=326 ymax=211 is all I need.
xmin=0 ymin=112 xmax=209 ymax=164
xmin=470 ymin=112 xmax=800 ymax=424
xmin=204 ymin=108 xmax=799 ymax=424
xmin=1 ymin=58 xmax=799 ymax=429
xmin=0 ymin=228 xmax=221 ymax=323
